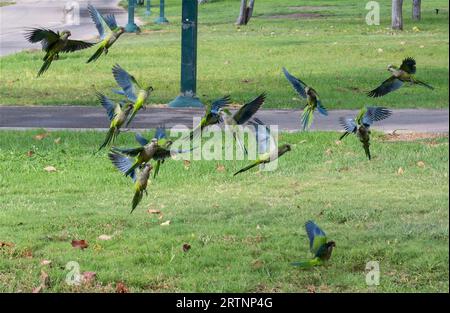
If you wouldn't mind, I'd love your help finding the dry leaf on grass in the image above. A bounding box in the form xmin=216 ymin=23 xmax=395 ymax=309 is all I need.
xmin=417 ymin=161 xmax=425 ymax=168
xmin=325 ymin=148 xmax=332 ymax=156
xmin=44 ymin=166 xmax=57 ymax=173
xmin=182 ymin=243 xmax=191 ymax=252
xmin=33 ymin=270 xmax=50 ymax=293
xmin=82 ymin=272 xmax=97 ymax=284
xmin=397 ymin=167 xmax=404 ymax=175
xmin=71 ymin=239 xmax=89 ymax=250
xmin=116 ymin=282 xmax=129 ymax=293
xmin=26 ymin=150 xmax=34 ymax=157
xmin=40 ymin=260 xmax=52 ymax=266
xmin=34 ymin=133 xmax=48 ymax=140
xmin=335 ymin=140 xmax=342 ymax=145
xmin=160 ymin=220 xmax=171 ymax=226
xmin=0 ymin=241 xmax=14 ymax=248
xmin=98 ymin=235 xmax=112 ymax=241
xmin=147 ymin=209 xmax=161 ymax=215
xmin=183 ymin=160 xmax=191 ymax=169
xmin=54 ymin=137 xmax=61 ymax=144
xmin=216 ymin=164 xmax=226 ymax=172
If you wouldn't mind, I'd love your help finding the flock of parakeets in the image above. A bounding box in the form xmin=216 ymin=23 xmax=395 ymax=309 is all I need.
xmin=24 ymin=4 xmax=435 ymax=268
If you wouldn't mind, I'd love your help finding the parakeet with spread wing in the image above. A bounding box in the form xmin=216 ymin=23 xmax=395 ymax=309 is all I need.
xmin=368 ymin=57 xmax=434 ymax=97
xmin=24 ymin=28 xmax=95 ymax=77
xmin=87 ymin=4 xmax=126 ymax=63
xmin=188 ymin=95 xmax=232 ymax=140
xmin=112 ymin=64 xmax=153 ymax=127
xmin=234 ymin=118 xmax=291 ymax=176
xmin=339 ymin=106 xmax=392 ymax=160
xmin=291 ymin=220 xmax=335 ymax=268
xmin=96 ymin=92 xmax=133 ymax=150
xmin=222 ymin=93 xmax=266 ymax=155
xmin=282 ymin=67 xmax=327 ymax=130
xmin=131 ymin=163 xmax=153 ymax=213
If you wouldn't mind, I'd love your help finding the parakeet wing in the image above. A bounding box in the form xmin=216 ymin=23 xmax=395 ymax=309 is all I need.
xmin=316 ymin=99 xmax=328 ymax=116
xmin=211 ymin=95 xmax=231 ymax=114
xmin=96 ymin=92 xmax=116 ymax=121
xmin=282 ymin=67 xmax=307 ymax=99
xmin=305 ymin=220 xmax=327 ymax=255
xmin=111 ymin=146 xmax=144 ymax=157
xmin=24 ymin=28 xmax=59 ymax=52
xmin=367 ymin=76 xmax=404 ymax=98
xmin=233 ymin=92 xmax=266 ymax=125
xmin=362 ymin=107 xmax=392 ymax=127
xmin=135 ymin=133 xmax=150 ymax=146
xmin=112 ymin=64 xmax=139 ymax=102
xmin=155 ymin=126 xmax=167 ymax=140
xmin=104 ymin=13 xmax=118 ymax=30
xmin=108 ymin=152 xmax=136 ymax=182
xmin=88 ymin=4 xmax=112 ymax=40
xmin=339 ymin=117 xmax=357 ymax=133
xmin=62 ymin=40 xmax=96 ymax=53
xmin=400 ymin=57 xmax=416 ymax=74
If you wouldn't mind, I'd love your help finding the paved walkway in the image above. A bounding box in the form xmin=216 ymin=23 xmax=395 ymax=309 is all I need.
xmin=0 ymin=106 xmax=448 ymax=133
xmin=0 ymin=0 xmax=136 ymax=56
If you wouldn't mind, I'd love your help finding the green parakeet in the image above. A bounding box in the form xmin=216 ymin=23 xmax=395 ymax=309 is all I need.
xmin=87 ymin=4 xmax=125 ymax=63
xmin=368 ymin=57 xmax=434 ymax=97
xmin=282 ymin=67 xmax=327 ymax=130
xmin=24 ymin=28 xmax=95 ymax=77
xmin=96 ymin=92 xmax=133 ymax=150
xmin=339 ymin=106 xmax=392 ymax=160
xmin=131 ymin=163 xmax=153 ymax=213
xmin=222 ymin=93 xmax=266 ymax=155
xmin=112 ymin=64 xmax=153 ymax=127
xmin=291 ymin=220 xmax=335 ymax=268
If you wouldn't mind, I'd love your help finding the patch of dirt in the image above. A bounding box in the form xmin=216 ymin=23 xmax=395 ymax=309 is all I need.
xmin=381 ymin=132 xmax=448 ymax=143
xmin=266 ymin=13 xmax=328 ymax=19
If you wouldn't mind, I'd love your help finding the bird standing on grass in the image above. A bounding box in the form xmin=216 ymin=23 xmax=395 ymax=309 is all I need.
xmin=87 ymin=4 xmax=126 ymax=63
xmin=24 ymin=28 xmax=95 ymax=77
xmin=291 ymin=220 xmax=335 ymax=268
xmin=131 ymin=163 xmax=153 ymax=213
xmin=222 ymin=93 xmax=266 ymax=155
xmin=282 ymin=67 xmax=327 ymax=130
xmin=339 ymin=106 xmax=392 ymax=160
xmin=97 ymin=92 xmax=133 ymax=150
xmin=112 ymin=64 xmax=153 ymax=127
xmin=368 ymin=57 xmax=434 ymax=97
xmin=188 ymin=95 xmax=232 ymax=140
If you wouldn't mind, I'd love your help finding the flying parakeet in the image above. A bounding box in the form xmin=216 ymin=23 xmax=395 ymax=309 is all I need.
xmin=112 ymin=64 xmax=153 ymax=127
xmin=282 ymin=67 xmax=327 ymax=130
xmin=291 ymin=220 xmax=335 ymax=268
xmin=97 ymin=92 xmax=133 ymax=150
xmin=188 ymin=95 xmax=231 ymax=140
xmin=24 ymin=28 xmax=95 ymax=77
xmin=87 ymin=4 xmax=125 ymax=63
xmin=368 ymin=57 xmax=434 ymax=97
xmin=339 ymin=106 xmax=392 ymax=160
xmin=222 ymin=93 xmax=266 ymax=155
xmin=131 ymin=163 xmax=153 ymax=213
xmin=234 ymin=118 xmax=291 ymax=176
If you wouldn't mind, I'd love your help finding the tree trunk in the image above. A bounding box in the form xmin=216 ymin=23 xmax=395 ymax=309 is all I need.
xmin=236 ymin=0 xmax=248 ymax=25
xmin=245 ymin=0 xmax=256 ymax=24
xmin=412 ymin=0 xmax=421 ymax=21
xmin=391 ymin=0 xmax=403 ymax=30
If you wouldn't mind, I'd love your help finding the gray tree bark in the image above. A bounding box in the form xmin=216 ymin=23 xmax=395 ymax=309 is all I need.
xmin=412 ymin=0 xmax=421 ymax=20
xmin=246 ymin=0 xmax=256 ymax=24
xmin=391 ymin=0 xmax=404 ymax=30
xmin=236 ymin=0 xmax=248 ymax=25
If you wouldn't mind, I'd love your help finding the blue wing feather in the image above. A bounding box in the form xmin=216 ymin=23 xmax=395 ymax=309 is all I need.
xmin=135 ymin=132 xmax=150 ymax=146
xmin=362 ymin=107 xmax=392 ymax=127
xmin=305 ymin=220 xmax=326 ymax=251
xmin=155 ymin=126 xmax=167 ymax=140
xmin=112 ymin=64 xmax=138 ymax=102
xmin=282 ymin=67 xmax=307 ymax=99
xmin=96 ymin=92 xmax=115 ymax=121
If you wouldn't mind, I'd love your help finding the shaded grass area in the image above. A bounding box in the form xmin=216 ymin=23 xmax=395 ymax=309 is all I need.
xmin=0 ymin=130 xmax=448 ymax=292
xmin=0 ymin=0 xmax=448 ymax=108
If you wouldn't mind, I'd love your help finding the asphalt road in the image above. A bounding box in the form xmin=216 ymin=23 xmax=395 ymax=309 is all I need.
xmin=0 ymin=0 xmax=135 ymax=56
xmin=0 ymin=106 xmax=448 ymax=133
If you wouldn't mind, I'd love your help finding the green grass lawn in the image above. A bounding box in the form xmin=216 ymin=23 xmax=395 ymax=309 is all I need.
xmin=0 ymin=0 xmax=448 ymax=108
xmin=0 ymin=2 xmax=15 ymax=8
xmin=0 ymin=130 xmax=448 ymax=292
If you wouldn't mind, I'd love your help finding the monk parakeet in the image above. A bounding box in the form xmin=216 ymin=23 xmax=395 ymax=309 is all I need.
xmin=110 ymin=138 xmax=159 ymax=177
xmin=282 ymin=67 xmax=327 ymax=130
xmin=112 ymin=64 xmax=153 ymax=127
xmin=87 ymin=4 xmax=125 ymax=63
xmin=291 ymin=220 xmax=335 ymax=268
xmin=368 ymin=57 xmax=434 ymax=97
xmin=339 ymin=106 xmax=392 ymax=160
xmin=131 ymin=163 xmax=153 ymax=213
xmin=97 ymin=92 xmax=133 ymax=150
xmin=24 ymin=28 xmax=95 ymax=77
xmin=189 ymin=95 xmax=231 ymax=140
xmin=134 ymin=127 xmax=172 ymax=178
xmin=234 ymin=118 xmax=291 ymax=176
xmin=222 ymin=93 xmax=266 ymax=155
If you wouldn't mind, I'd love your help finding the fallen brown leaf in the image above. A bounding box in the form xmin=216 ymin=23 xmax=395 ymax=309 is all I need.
xmin=33 ymin=270 xmax=50 ymax=293
xmin=23 ymin=249 xmax=33 ymax=259
xmin=182 ymin=243 xmax=191 ymax=252
xmin=160 ymin=220 xmax=171 ymax=226
xmin=183 ymin=160 xmax=191 ymax=169
xmin=40 ymin=260 xmax=52 ymax=266
xmin=26 ymin=150 xmax=34 ymax=157
xmin=0 ymin=241 xmax=14 ymax=248
xmin=116 ymin=282 xmax=129 ymax=293
xmin=417 ymin=161 xmax=425 ymax=168
xmin=98 ymin=235 xmax=112 ymax=241
xmin=82 ymin=272 xmax=96 ymax=284
xmin=397 ymin=167 xmax=404 ymax=175
xmin=325 ymin=148 xmax=332 ymax=156
xmin=335 ymin=140 xmax=342 ymax=145
xmin=147 ymin=209 xmax=161 ymax=215
xmin=44 ymin=166 xmax=57 ymax=173
xmin=71 ymin=239 xmax=89 ymax=250
xmin=54 ymin=137 xmax=61 ymax=144
xmin=34 ymin=133 xmax=48 ymax=140
xmin=216 ymin=164 xmax=226 ymax=172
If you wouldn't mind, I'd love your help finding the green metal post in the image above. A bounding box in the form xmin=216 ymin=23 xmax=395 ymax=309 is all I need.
xmin=169 ymin=0 xmax=203 ymax=108
xmin=125 ymin=0 xmax=139 ymax=32
xmin=154 ymin=0 xmax=169 ymax=24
